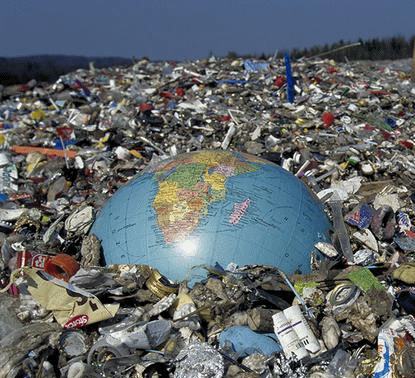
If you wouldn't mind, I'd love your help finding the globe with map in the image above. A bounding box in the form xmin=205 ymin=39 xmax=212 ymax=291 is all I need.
xmin=91 ymin=150 xmax=331 ymax=282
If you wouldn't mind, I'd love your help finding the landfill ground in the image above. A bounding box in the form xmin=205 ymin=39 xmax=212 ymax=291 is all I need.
xmin=1 ymin=56 xmax=415 ymax=377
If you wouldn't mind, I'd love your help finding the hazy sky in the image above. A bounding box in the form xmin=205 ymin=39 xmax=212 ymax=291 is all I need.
xmin=1 ymin=0 xmax=413 ymax=60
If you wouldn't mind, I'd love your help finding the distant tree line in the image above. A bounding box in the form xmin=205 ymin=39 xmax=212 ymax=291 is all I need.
xmin=291 ymin=34 xmax=415 ymax=61
xmin=0 ymin=55 xmax=131 ymax=86
xmin=227 ymin=34 xmax=415 ymax=62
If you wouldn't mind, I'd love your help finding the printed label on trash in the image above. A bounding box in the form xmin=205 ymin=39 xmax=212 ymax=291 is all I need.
xmin=31 ymin=254 xmax=50 ymax=269
xmin=24 ymin=268 xmax=119 ymax=327
xmin=64 ymin=314 xmax=89 ymax=329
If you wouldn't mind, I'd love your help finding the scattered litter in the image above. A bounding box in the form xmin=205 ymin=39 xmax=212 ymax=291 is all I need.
xmin=1 ymin=55 xmax=415 ymax=377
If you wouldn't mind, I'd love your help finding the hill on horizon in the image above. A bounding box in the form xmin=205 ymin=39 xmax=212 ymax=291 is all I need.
xmin=0 ymin=54 xmax=132 ymax=86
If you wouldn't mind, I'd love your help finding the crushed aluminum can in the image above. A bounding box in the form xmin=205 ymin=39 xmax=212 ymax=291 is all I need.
xmin=149 ymin=293 xmax=177 ymax=317
xmin=372 ymin=323 xmax=396 ymax=378
xmin=146 ymin=270 xmax=178 ymax=298
xmin=65 ymin=205 xmax=94 ymax=234
xmin=327 ymin=283 xmax=361 ymax=316
xmin=352 ymin=228 xmax=379 ymax=252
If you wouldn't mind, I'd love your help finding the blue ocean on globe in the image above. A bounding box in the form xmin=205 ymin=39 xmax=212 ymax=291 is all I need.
xmin=91 ymin=150 xmax=331 ymax=282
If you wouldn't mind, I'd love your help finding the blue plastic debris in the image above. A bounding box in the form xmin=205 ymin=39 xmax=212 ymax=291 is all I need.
xmin=54 ymin=139 xmax=77 ymax=150
xmin=284 ymin=52 xmax=295 ymax=103
xmin=244 ymin=60 xmax=270 ymax=72
xmin=219 ymin=326 xmax=281 ymax=357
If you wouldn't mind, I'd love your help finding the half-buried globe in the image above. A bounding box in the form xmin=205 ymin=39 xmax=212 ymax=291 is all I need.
xmin=91 ymin=150 xmax=331 ymax=281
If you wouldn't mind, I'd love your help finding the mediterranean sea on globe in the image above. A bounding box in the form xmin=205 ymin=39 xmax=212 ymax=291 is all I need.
xmin=91 ymin=150 xmax=331 ymax=282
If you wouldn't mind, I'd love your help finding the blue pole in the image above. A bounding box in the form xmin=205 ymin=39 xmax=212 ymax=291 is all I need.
xmin=284 ymin=52 xmax=294 ymax=103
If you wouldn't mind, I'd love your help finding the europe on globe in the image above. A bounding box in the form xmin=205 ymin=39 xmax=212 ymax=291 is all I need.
xmin=91 ymin=150 xmax=331 ymax=281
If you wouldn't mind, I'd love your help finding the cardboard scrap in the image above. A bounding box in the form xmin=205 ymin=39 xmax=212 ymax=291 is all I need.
xmin=24 ymin=268 xmax=119 ymax=328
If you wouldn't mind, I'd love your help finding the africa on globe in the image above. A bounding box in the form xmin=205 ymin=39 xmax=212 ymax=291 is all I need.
xmin=91 ymin=150 xmax=331 ymax=281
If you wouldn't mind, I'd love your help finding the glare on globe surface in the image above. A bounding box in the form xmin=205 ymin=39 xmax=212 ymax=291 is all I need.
xmin=91 ymin=150 xmax=331 ymax=281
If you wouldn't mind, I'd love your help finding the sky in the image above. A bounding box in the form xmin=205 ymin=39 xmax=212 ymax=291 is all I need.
xmin=1 ymin=0 xmax=414 ymax=61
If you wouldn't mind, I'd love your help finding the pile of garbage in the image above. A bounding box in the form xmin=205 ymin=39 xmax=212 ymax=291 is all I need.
xmin=1 ymin=55 xmax=415 ymax=378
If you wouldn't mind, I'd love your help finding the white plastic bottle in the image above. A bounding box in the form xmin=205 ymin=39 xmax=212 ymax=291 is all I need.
xmin=272 ymin=311 xmax=309 ymax=360
xmin=283 ymin=304 xmax=321 ymax=354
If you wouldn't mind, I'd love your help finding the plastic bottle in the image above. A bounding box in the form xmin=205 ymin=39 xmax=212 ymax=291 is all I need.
xmin=283 ymin=305 xmax=321 ymax=354
xmin=272 ymin=311 xmax=309 ymax=360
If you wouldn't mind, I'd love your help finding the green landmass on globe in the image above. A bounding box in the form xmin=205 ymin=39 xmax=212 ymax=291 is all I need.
xmin=151 ymin=150 xmax=261 ymax=243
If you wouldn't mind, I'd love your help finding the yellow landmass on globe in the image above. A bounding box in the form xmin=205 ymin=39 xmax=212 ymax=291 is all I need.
xmin=153 ymin=181 xmax=179 ymax=206
xmin=204 ymin=172 xmax=226 ymax=191
xmin=152 ymin=151 xmax=260 ymax=244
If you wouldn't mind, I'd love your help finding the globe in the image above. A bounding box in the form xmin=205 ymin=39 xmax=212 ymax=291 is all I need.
xmin=91 ymin=150 xmax=331 ymax=282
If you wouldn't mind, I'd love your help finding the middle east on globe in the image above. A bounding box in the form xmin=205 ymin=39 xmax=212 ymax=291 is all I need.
xmin=92 ymin=149 xmax=331 ymax=281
